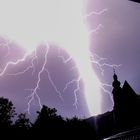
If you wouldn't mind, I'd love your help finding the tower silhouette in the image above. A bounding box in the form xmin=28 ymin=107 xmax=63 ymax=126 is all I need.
xmin=87 ymin=72 xmax=140 ymax=138
xmin=111 ymin=72 xmax=140 ymax=129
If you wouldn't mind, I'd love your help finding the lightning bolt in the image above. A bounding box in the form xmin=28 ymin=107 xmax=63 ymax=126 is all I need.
xmin=45 ymin=69 xmax=63 ymax=101
xmin=26 ymin=45 xmax=50 ymax=114
xmin=0 ymin=44 xmax=64 ymax=114
xmin=6 ymin=52 xmax=37 ymax=76
xmin=58 ymin=8 xmax=121 ymax=111
xmin=101 ymin=83 xmax=114 ymax=104
xmin=85 ymin=9 xmax=107 ymax=35
xmin=0 ymin=54 xmax=29 ymax=77
xmin=63 ymin=75 xmax=81 ymax=109
xmin=61 ymin=49 xmax=120 ymax=111
xmin=0 ymin=48 xmax=38 ymax=114
xmin=90 ymin=51 xmax=121 ymax=105
xmin=90 ymin=52 xmax=121 ymax=76
xmin=86 ymin=8 xmax=121 ymax=109
xmin=0 ymin=1 xmax=121 ymax=117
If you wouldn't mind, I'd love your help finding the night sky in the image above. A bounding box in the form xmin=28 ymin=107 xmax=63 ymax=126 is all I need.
xmin=0 ymin=0 xmax=140 ymax=120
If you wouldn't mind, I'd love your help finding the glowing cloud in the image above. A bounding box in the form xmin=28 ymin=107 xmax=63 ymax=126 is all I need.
xmin=0 ymin=0 xmax=102 ymax=115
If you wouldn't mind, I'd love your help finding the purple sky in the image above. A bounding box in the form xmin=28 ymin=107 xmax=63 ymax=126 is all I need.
xmin=0 ymin=0 xmax=140 ymax=120
xmin=88 ymin=0 xmax=140 ymax=112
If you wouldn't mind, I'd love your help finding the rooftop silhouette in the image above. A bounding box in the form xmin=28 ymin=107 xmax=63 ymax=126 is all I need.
xmin=130 ymin=0 xmax=140 ymax=3
xmin=88 ymin=73 xmax=140 ymax=139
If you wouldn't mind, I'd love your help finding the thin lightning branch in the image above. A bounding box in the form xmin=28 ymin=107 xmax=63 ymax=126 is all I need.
xmin=7 ymin=49 xmax=38 ymax=76
xmin=90 ymin=52 xmax=121 ymax=75
xmin=89 ymin=46 xmax=121 ymax=108
xmin=7 ymin=65 xmax=32 ymax=76
xmin=58 ymin=55 xmax=72 ymax=64
xmin=89 ymin=50 xmax=120 ymax=107
xmin=57 ymin=50 xmax=81 ymax=109
xmin=63 ymin=78 xmax=79 ymax=93
xmin=101 ymin=83 xmax=114 ymax=104
xmin=58 ymin=48 xmax=82 ymax=109
xmin=85 ymin=9 xmax=108 ymax=17
xmin=45 ymin=69 xmax=63 ymax=101
xmin=0 ymin=54 xmax=29 ymax=77
xmin=63 ymin=76 xmax=81 ymax=109
xmin=89 ymin=24 xmax=104 ymax=35
xmin=58 ymin=50 xmax=75 ymax=71
xmin=90 ymin=53 xmax=107 ymax=62
xmin=101 ymin=86 xmax=111 ymax=95
xmin=94 ymin=62 xmax=121 ymax=76
xmin=57 ymin=48 xmax=72 ymax=64
xmin=101 ymin=83 xmax=112 ymax=95
xmin=102 ymin=83 xmax=112 ymax=88
xmin=63 ymin=74 xmax=81 ymax=109
xmin=27 ymin=45 xmax=49 ymax=114
xmin=73 ymin=76 xmax=81 ymax=109
xmin=90 ymin=50 xmax=119 ymax=105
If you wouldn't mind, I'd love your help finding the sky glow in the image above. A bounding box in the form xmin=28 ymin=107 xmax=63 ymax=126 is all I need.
xmin=0 ymin=0 xmax=102 ymax=115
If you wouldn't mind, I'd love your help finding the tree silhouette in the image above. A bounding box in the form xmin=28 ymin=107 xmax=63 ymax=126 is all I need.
xmin=32 ymin=105 xmax=98 ymax=139
xmin=0 ymin=97 xmax=16 ymax=128
xmin=15 ymin=113 xmax=31 ymax=130
xmin=34 ymin=105 xmax=64 ymax=130
xmin=0 ymin=73 xmax=139 ymax=140
xmin=65 ymin=116 xmax=98 ymax=139
xmin=0 ymin=97 xmax=98 ymax=139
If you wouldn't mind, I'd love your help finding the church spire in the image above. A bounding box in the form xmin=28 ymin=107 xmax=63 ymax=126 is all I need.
xmin=112 ymin=69 xmax=121 ymax=88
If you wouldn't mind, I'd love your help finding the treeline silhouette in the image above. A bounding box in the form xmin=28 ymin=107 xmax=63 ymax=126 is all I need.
xmin=0 ymin=97 xmax=99 ymax=139
xmin=1 ymin=74 xmax=140 ymax=139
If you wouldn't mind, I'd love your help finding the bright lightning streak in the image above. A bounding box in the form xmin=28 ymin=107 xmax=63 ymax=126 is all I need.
xmin=0 ymin=0 xmax=119 ymax=116
xmin=45 ymin=69 xmax=63 ymax=101
xmin=63 ymin=74 xmax=81 ymax=109
xmin=73 ymin=76 xmax=81 ymax=109
xmin=27 ymin=45 xmax=49 ymax=114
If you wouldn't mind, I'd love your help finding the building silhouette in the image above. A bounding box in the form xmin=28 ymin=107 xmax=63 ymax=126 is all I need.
xmin=87 ymin=73 xmax=140 ymax=139
xmin=112 ymin=72 xmax=140 ymax=129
